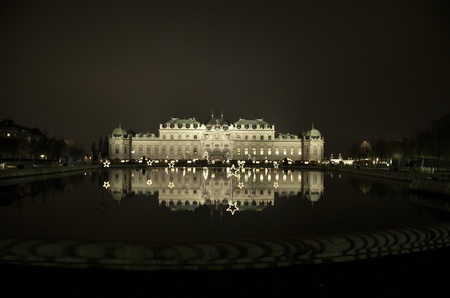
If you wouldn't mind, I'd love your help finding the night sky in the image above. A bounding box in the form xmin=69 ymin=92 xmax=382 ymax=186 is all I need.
xmin=1 ymin=0 xmax=449 ymax=157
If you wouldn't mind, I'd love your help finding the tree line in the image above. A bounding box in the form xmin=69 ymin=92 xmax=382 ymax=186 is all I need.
xmin=349 ymin=113 xmax=450 ymax=170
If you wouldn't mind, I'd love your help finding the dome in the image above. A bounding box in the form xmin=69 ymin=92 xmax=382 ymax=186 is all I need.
xmin=305 ymin=125 xmax=321 ymax=139
xmin=205 ymin=112 xmax=230 ymax=129
xmin=112 ymin=124 xmax=128 ymax=136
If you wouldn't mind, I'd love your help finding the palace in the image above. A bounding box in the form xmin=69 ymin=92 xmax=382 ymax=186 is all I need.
xmin=108 ymin=113 xmax=324 ymax=163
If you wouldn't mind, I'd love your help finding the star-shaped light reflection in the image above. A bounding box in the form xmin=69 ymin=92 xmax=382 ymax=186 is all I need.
xmin=227 ymin=164 xmax=238 ymax=178
xmin=103 ymin=181 xmax=110 ymax=189
xmin=273 ymin=161 xmax=279 ymax=169
xmin=103 ymin=160 xmax=110 ymax=168
xmin=238 ymin=182 xmax=244 ymax=189
xmin=168 ymin=181 xmax=175 ymax=188
xmin=146 ymin=179 xmax=152 ymax=185
xmin=227 ymin=202 xmax=239 ymax=215
xmin=273 ymin=181 xmax=279 ymax=188
xmin=237 ymin=160 xmax=245 ymax=169
xmin=147 ymin=160 xmax=154 ymax=166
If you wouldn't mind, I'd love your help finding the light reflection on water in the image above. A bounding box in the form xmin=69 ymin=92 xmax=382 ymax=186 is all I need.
xmin=1 ymin=166 xmax=449 ymax=270
xmin=1 ymin=167 xmax=448 ymax=242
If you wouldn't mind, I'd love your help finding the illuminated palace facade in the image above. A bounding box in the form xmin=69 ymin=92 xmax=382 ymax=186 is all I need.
xmin=108 ymin=113 xmax=324 ymax=163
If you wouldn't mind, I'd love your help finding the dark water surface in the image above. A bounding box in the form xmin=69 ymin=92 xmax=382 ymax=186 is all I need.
xmin=1 ymin=166 xmax=450 ymax=296
xmin=1 ymin=167 xmax=448 ymax=242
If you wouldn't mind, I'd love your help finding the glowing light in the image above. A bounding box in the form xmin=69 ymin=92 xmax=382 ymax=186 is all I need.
xmin=227 ymin=202 xmax=239 ymax=215
xmin=238 ymin=182 xmax=244 ymax=189
xmin=168 ymin=160 xmax=175 ymax=168
xmin=237 ymin=160 xmax=245 ymax=169
xmin=103 ymin=160 xmax=111 ymax=167
xmin=168 ymin=181 xmax=175 ymax=188
xmin=103 ymin=181 xmax=110 ymax=189
xmin=227 ymin=164 xmax=238 ymax=178
xmin=147 ymin=159 xmax=154 ymax=166
xmin=273 ymin=181 xmax=279 ymax=188
xmin=146 ymin=180 xmax=152 ymax=185
xmin=273 ymin=161 xmax=279 ymax=169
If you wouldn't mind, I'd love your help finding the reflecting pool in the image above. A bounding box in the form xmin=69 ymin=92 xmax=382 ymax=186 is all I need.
xmin=1 ymin=166 xmax=450 ymax=271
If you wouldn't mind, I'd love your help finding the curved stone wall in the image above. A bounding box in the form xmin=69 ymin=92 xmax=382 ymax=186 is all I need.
xmin=1 ymin=222 xmax=449 ymax=271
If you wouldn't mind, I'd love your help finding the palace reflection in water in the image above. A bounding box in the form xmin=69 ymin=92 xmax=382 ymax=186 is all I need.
xmin=107 ymin=166 xmax=324 ymax=213
xmin=2 ymin=165 xmax=450 ymax=272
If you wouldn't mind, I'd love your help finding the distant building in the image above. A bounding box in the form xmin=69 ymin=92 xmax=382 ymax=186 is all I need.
xmin=108 ymin=113 xmax=324 ymax=163
xmin=0 ymin=119 xmax=47 ymax=160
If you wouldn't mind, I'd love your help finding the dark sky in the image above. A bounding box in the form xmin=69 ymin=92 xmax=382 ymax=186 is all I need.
xmin=1 ymin=0 xmax=449 ymax=156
